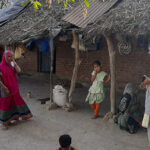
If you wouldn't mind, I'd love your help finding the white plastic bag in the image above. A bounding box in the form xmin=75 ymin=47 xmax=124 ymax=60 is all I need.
xmin=53 ymin=85 xmax=67 ymax=107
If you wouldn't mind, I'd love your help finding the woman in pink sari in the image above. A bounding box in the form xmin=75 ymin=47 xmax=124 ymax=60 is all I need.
xmin=0 ymin=50 xmax=32 ymax=129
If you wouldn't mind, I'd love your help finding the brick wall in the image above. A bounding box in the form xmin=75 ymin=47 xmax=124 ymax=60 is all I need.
xmin=16 ymin=40 xmax=150 ymax=88
xmin=56 ymin=40 xmax=150 ymax=87
xmin=0 ymin=47 xmax=38 ymax=73
xmin=17 ymin=50 xmax=38 ymax=73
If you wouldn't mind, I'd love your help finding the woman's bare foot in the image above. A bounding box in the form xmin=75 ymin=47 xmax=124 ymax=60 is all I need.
xmin=1 ymin=124 xmax=8 ymax=130
xmin=10 ymin=120 xmax=18 ymax=125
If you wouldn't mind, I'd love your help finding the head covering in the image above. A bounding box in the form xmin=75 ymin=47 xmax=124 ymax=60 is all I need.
xmin=0 ymin=50 xmax=19 ymax=95
xmin=2 ymin=50 xmax=13 ymax=65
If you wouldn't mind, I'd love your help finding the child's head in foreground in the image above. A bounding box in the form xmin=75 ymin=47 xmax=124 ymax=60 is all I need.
xmin=59 ymin=134 xmax=72 ymax=149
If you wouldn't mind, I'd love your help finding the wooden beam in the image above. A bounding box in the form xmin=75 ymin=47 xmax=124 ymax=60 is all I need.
xmin=105 ymin=35 xmax=116 ymax=114
xmin=48 ymin=36 xmax=58 ymax=110
xmin=50 ymin=36 xmax=54 ymax=104
xmin=68 ymin=30 xmax=80 ymax=103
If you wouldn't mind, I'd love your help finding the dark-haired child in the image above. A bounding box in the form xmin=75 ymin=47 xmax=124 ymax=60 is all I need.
xmin=86 ymin=60 xmax=110 ymax=119
xmin=57 ymin=134 xmax=77 ymax=150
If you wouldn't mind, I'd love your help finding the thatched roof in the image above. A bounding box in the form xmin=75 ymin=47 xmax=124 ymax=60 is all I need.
xmin=1 ymin=0 xmax=149 ymax=45
xmin=83 ymin=0 xmax=150 ymax=38
xmin=0 ymin=0 xmax=73 ymax=45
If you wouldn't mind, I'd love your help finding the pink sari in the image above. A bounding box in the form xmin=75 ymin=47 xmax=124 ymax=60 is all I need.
xmin=0 ymin=51 xmax=32 ymax=125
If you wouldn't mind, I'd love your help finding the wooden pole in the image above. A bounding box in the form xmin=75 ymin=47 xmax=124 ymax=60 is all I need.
xmin=68 ymin=30 xmax=80 ymax=103
xmin=105 ymin=35 xmax=116 ymax=114
xmin=50 ymin=36 xmax=54 ymax=104
xmin=48 ymin=36 xmax=57 ymax=110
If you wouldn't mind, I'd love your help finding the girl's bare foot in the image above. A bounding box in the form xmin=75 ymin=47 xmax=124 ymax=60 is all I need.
xmin=91 ymin=115 xmax=99 ymax=119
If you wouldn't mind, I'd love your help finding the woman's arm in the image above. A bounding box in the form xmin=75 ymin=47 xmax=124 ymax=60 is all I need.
xmin=0 ymin=80 xmax=6 ymax=89
xmin=0 ymin=80 xmax=10 ymax=95
xmin=140 ymin=77 xmax=150 ymax=88
xmin=144 ymin=77 xmax=150 ymax=85
xmin=13 ymin=60 xmax=21 ymax=73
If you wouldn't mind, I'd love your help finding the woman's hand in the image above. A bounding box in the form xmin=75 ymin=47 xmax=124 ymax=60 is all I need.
xmin=4 ymin=87 xmax=10 ymax=95
xmin=12 ymin=59 xmax=21 ymax=73
xmin=13 ymin=59 xmax=17 ymax=66
xmin=139 ymin=77 xmax=150 ymax=89
xmin=139 ymin=83 xmax=146 ymax=89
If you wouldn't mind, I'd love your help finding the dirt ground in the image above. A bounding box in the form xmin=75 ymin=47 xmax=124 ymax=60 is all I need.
xmin=0 ymin=74 xmax=149 ymax=150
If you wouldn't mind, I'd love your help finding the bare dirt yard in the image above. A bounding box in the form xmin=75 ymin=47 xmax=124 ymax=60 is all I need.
xmin=0 ymin=74 xmax=149 ymax=150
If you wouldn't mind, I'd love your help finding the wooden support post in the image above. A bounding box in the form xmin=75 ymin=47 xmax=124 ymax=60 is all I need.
xmin=50 ymin=36 xmax=54 ymax=104
xmin=68 ymin=30 xmax=80 ymax=103
xmin=105 ymin=35 xmax=116 ymax=118
xmin=49 ymin=36 xmax=57 ymax=110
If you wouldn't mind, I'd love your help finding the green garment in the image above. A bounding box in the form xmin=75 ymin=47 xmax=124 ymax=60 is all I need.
xmin=86 ymin=71 xmax=107 ymax=104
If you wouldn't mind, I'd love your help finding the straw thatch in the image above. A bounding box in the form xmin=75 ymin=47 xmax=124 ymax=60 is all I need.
xmin=1 ymin=0 xmax=150 ymax=45
xmin=83 ymin=0 xmax=150 ymax=38
xmin=0 ymin=0 xmax=73 ymax=45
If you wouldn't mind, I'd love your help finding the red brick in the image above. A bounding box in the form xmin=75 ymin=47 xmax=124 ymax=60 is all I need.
xmin=18 ymin=40 xmax=150 ymax=88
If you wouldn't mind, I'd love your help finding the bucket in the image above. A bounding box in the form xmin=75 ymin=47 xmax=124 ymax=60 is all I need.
xmin=53 ymin=85 xmax=67 ymax=107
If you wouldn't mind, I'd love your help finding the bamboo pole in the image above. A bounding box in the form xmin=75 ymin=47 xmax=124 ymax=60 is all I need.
xmin=50 ymin=36 xmax=54 ymax=104
xmin=48 ymin=36 xmax=58 ymax=110
xmin=68 ymin=30 xmax=80 ymax=103
xmin=105 ymin=35 xmax=116 ymax=115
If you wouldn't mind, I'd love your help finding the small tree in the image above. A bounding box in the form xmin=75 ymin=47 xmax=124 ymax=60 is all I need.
xmin=0 ymin=0 xmax=98 ymax=10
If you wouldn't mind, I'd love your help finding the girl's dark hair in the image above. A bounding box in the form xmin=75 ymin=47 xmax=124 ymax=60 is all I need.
xmin=93 ymin=60 xmax=101 ymax=66
xmin=59 ymin=134 xmax=72 ymax=148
